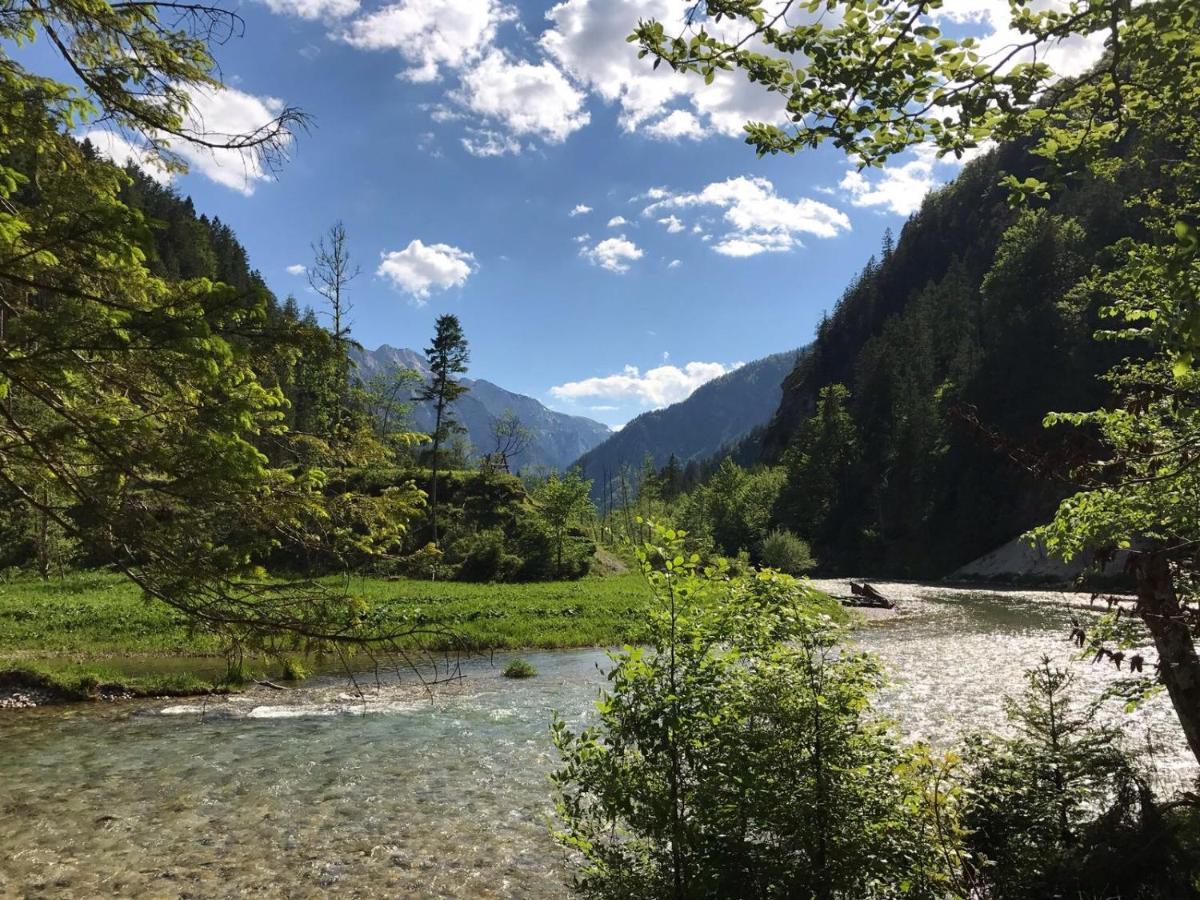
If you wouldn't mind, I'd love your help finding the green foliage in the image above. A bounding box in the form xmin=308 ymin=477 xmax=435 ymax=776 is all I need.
xmin=0 ymin=0 xmax=441 ymax=651
xmin=634 ymin=0 xmax=1200 ymax=763
xmin=758 ymin=528 xmax=817 ymax=574
xmin=676 ymin=459 xmax=783 ymax=559
xmin=450 ymin=528 xmax=525 ymax=583
xmin=632 ymin=0 xmax=1194 ymax=194
xmin=502 ymin=657 xmax=537 ymax=679
xmin=281 ymin=657 xmax=309 ymax=682
xmin=552 ymin=524 xmax=963 ymax=899
xmin=532 ymin=469 xmax=596 ymax=578
xmin=419 ymin=314 xmax=470 ymax=547
xmin=775 ymin=383 xmax=858 ymax=545
xmin=962 ymin=658 xmax=1198 ymax=898
xmin=0 ymin=663 xmax=217 ymax=702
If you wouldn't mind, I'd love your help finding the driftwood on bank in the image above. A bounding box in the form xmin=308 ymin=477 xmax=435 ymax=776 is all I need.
xmin=841 ymin=582 xmax=896 ymax=609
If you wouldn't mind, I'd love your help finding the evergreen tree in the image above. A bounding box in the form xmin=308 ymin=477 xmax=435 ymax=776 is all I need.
xmin=418 ymin=314 xmax=470 ymax=548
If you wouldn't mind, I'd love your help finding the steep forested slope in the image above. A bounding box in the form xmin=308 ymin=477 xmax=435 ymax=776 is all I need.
xmin=575 ymin=350 xmax=802 ymax=491
xmin=763 ymin=143 xmax=1148 ymax=577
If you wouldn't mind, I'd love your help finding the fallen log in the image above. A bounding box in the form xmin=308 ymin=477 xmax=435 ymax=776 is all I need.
xmin=843 ymin=582 xmax=895 ymax=609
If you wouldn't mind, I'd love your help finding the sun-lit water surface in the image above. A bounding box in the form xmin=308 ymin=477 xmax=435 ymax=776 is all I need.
xmin=1 ymin=583 xmax=1194 ymax=898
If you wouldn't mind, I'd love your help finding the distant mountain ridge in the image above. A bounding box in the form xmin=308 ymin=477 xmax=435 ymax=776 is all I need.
xmin=350 ymin=344 xmax=611 ymax=472
xmin=573 ymin=349 xmax=804 ymax=486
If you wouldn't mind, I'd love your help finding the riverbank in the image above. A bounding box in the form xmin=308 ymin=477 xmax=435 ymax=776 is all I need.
xmin=0 ymin=569 xmax=846 ymax=707
xmin=1 ymin=585 xmax=1189 ymax=899
xmin=0 ymin=665 xmax=223 ymax=709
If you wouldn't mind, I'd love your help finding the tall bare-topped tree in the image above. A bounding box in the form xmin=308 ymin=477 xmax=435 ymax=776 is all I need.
xmin=307 ymin=221 xmax=360 ymax=429
xmin=418 ymin=314 xmax=470 ymax=548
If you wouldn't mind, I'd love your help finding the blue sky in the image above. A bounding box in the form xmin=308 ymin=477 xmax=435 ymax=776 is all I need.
xmin=42 ymin=0 xmax=1106 ymax=428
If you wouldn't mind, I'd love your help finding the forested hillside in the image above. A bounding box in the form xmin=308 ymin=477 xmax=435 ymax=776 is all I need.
xmin=761 ymin=142 xmax=1141 ymax=576
xmin=575 ymin=349 xmax=801 ymax=495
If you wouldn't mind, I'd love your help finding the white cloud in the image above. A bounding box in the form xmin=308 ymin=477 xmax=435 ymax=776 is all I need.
xmin=932 ymin=0 xmax=1106 ymax=80
xmin=569 ymin=204 xmax=592 ymax=217
xmin=461 ymin=128 xmax=522 ymax=157
xmin=580 ymin=235 xmax=643 ymax=273
xmin=313 ymin=0 xmax=1105 ymax=161
xmin=81 ymin=130 xmax=171 ymax=184
xmin=542 ymin=0 xmax=793 ymax=140
xmin=646 ymin=176 xmax=850 ymax=256
xmin=377 ymin=239 xmax=477 ymax=302
xmin=339 ymin=0 xmax=515 ymax=82
xmin=83 ymin=85 xmax=293 ymax=196
xmin=260 ymin=0 xmax=358 ymax=20
xmin=643 ymin=109 xmax=701 ymax=140
xmin=286 ymin=263 xmax=307 ymax=275
xmin=838 ymin=142 xmax=993 ymax=215
xmin=667 ymin=258 xmax=682 ymax=269
xmin=455 ymin=51 xmax=589 ymax=142
xmin=607 ymin=215 xmax=628 ymax=227
xmin=550 ymin=360 xmax=734 ymax=407
xmin=174 ymin=86 xmax=292 ymax=195
xmin=573 ymin=232 xmax=591 ymax=243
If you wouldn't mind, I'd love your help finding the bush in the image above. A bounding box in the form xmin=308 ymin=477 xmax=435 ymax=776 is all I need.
xmin=502 ymin=658 xmax=537 ymax=679
xmin=451 ymin=528 xmax=524 ymax=583
xmin=509 ymin=517 xmax=593 ymax=582
xmin=281 ymin=657 xmax=309 ymax=681
xmin=551 ymin=524 xmax=964 ymax=899
xmin=758 ymin=527 xmax=817 ymax=574
xmin=962 ymin=658 xmax=1199 ymax=899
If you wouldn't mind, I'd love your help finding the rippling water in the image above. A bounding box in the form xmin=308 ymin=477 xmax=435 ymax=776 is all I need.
xmin=1 ymin=583 xmax=1194 ymax=898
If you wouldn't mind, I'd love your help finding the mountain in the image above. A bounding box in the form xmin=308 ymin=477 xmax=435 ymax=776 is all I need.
xmin=573 ymin=350 xmax=803 ymax=488
xmin=758 ymin=139 xmax=1147 ymax=577
xmin=350 ymin=344 xmax=611 ymax=471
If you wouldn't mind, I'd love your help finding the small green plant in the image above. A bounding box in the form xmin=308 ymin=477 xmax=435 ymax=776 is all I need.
xmin=281 ymin=657 xmax=309 ymax=681
xmin=502 ymin=658 xmax=537 ymax=679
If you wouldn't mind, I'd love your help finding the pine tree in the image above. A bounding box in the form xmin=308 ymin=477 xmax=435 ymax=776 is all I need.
xmin=418 ymin=314 xmax=470 ymax=549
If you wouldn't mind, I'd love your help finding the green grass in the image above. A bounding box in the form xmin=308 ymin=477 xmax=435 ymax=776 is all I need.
xmin=0 ymin=571 xmax=221 ymax=656
xmin=0 ymin=569 xmax=847 ymax=684
xmin=0 ymin=661 xmax=223 ymax=701
xmin=0 ymin=570 xmax=658 ymax=658
xmin=349 ymin=573 xmax=658 ymax=651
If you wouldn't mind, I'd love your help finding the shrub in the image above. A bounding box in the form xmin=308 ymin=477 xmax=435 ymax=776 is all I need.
xmin=281 ymin=657 xmax=309 ymax=681
xmin=962 ymin=658 xmax=1198 ymax=899
xmin=758 ymin=527 xmax=817 ymax=574
xmin=551 ymin=524 xmax=964 ymax=899
xmin=451 ymin=528 xmax=524 ymax=583
xmin=502 ymin=658 xmax=537 ymax=679
xmin=510 ymin=518 xmax=593 ymax=581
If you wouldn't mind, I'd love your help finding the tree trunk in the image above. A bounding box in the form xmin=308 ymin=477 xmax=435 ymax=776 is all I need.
xmin=1135 ymin=551 xmax=1200 ymax=766
xmin=429 ymin=391 xmax=444 ymax=551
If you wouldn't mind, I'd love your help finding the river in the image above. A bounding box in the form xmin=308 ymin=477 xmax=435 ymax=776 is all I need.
xmin=0 ymin=582 xmax=1193 ymax=898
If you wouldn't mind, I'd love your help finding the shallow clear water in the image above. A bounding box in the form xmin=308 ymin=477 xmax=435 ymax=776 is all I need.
xmin=1 ymin=583 xmax=1194 ymax=898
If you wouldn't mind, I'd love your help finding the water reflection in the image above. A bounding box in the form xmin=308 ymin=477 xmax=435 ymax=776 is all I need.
xmin=0 ymin=583 xmax=1193 ymax=898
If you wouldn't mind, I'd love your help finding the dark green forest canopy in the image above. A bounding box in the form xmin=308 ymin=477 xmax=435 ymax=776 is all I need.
xmin=760 ymin=142 xmax=1135 ymax=576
